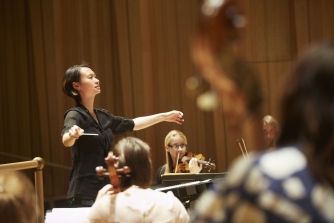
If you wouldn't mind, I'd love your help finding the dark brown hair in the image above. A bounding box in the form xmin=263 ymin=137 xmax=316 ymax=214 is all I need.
xmin=278 ymin=40 xmax=334 ymax=186
xmin=0 ymin=171 xmax=38 ymax=223
xmin=113 ymin=137 xmax=152 ymax=190
xmin=62 ymin=63 xmax=90 ymax=103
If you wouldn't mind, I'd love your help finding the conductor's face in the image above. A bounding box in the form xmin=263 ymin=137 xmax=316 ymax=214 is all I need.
xmin=74 ymin=67 xmax=101 ymax=97
xmin=263 ymin=122 xmax=277 ymax=147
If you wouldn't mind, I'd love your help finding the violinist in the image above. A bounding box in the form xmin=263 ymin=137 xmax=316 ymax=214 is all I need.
xmin=156 ymin=130 xmax=202 ymax=184
xmin=262 ymin=115 xmax=280 ymax=150
xmin=85 ymin=137 xmax=189 ymax=223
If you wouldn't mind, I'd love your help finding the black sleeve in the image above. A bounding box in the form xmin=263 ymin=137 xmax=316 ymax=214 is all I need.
xmin=110 ymin=115 xmax=135 ymax=134
xmin=97 ymin=108 xmax=135 ymax=134
xmin=61 ymin=111 xmax=85 ymax=136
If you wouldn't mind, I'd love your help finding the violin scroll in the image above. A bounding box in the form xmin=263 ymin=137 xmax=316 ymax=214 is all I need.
xmin=204 ymin=158 xmax=216 ymax=172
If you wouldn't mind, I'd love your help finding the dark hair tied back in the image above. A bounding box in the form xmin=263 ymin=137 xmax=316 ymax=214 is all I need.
xmin=62 ymin=63 xmax=90 ymax=103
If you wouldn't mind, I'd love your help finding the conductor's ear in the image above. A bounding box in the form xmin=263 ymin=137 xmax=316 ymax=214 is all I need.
xmin=72 ymin=82 xmax=80 ymax=91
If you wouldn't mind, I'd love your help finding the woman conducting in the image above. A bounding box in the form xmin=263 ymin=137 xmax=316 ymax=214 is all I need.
xmin=61 ymin=64 xmax=184 ymax=207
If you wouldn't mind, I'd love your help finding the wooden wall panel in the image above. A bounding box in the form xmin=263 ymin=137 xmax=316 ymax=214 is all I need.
xmin=212 ymin=109 xmax=228 ymax=171
xmin=252 ymin=63 xmax=270 ymax=114
xmin=149 ymin=0 xmax=169 ymax=163
xmin=267 ymin=61 xmax=292 ymax=119
xmin=4 ymin=0 xmax=20 ymax=157
xmin=309 ymin=0 xmax=334 ymax=42
xmin=265 ymin=0 xmax=293 ymax=61
xmin=321 ymin=1 xmax=334 ymax=38
xmin=240 ymin=0 xmax=267 ymax=62
xmin=293 ymin=0 xmax=310 ymax=54
xmin=0 ymin=0 xmax=4 ymax=164
xmin=176 ymin=0 xmax=201 ymax=150
xmin=128 ymin=0 xmax=145 ymax=116
xmin=114 ymin=1 xmax=135 ymax=119
xmin=140 ymin=0 xmax=159 ymax=152
xmin=165 ymin=0 xmax=182 ymax=111
xmin=42 ymin=0 xmax=62 ymax=196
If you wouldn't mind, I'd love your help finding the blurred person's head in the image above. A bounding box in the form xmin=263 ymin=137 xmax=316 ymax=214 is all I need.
xmin=262 ymin=115 xmax=280 ymax=148
xmin=113 ymin=137 xmax=152 ymax=190
xmin=0 ymin=171 xmax=38 ymax=223
xmin=278 ymin=40 xmax=334 ymax=186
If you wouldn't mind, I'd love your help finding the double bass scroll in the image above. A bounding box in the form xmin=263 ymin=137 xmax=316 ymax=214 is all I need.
xmin=191 ymin=0 xmax=266 ymax=152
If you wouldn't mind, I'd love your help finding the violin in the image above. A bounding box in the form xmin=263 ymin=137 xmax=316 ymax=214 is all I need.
xmin=175 ymin=152 xmax=216 ymax=173
xmin=96 ymin=151 xmax=131 ymax=193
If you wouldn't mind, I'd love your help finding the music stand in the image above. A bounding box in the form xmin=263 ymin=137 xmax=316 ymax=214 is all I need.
xmin=160 ymin=173 xmax=227 ymax=209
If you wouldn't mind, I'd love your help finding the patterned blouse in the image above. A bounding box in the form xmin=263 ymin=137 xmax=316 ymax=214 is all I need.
xmin=191 ymin=146 xmax=334 ymax=223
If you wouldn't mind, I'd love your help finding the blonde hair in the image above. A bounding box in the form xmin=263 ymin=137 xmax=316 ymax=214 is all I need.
xmin=164 ymin=130 xmax=187 ymax=173
xmin=0 ymin=171 xmax=38 ymax=223
xmin=263 ymin=115 xmax=280 ymax=133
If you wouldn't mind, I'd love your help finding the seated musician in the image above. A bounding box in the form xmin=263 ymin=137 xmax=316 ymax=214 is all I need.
xmin=85 ymin=137 xmax=189 ymax=223
xmin=156 ymin=130 xmax=202 ymax=184
xmin=0 ymin=171 xmax=39 ymax=223
xmin=262 ymin=115 xmax=280 ymax=150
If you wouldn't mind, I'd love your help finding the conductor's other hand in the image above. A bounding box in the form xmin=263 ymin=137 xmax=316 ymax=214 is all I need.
xmin=189 ymin=158 xmax=202 ymax=173
xmin=165 ymin=111 xmax=184 ymax=125
xmin=68 ymin=125 xmax=84 ymax=139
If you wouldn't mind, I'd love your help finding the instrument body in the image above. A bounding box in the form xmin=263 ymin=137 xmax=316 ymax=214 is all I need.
xmin=176 ymin=152 xmax=216 ymax=173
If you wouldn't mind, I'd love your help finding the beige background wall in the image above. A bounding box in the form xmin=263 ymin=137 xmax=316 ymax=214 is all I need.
xmin=1 ymin=0 xmax=333 ymax=200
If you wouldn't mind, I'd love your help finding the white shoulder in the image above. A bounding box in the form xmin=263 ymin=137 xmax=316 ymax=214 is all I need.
xmin=259 ymin=147 xmax=306 ymax=179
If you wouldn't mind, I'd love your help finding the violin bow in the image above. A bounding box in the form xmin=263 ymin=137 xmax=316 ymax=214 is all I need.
xmin=174 ymin=150 xmax=181 ymax=173
xmin=237 ymin=138 xmax=249 ymax=160
xmin=241 ymin=138 xmax=249 ymax=158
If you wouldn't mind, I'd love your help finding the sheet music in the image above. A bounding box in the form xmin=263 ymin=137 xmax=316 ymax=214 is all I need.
xmin=155 ymin=179 xmax=212 ymax=192
xmin=45 ymin=207 xmax=91 ymax=223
